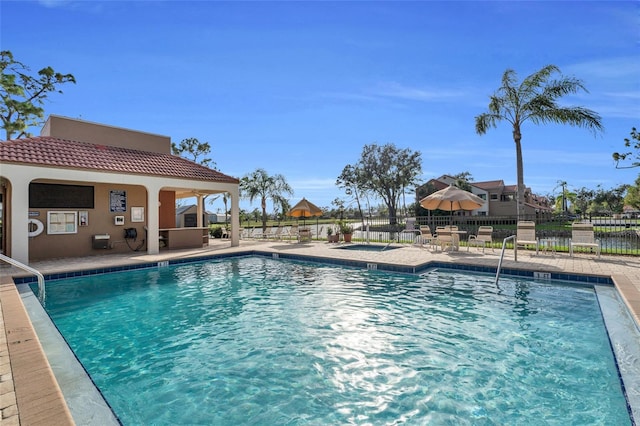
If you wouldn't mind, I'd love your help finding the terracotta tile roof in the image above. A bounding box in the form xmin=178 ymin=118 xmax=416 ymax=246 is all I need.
xmin=0 ymin=136 xmax=239 ymax=184
xmin=472 ymin=180 xmax=505 ymax=190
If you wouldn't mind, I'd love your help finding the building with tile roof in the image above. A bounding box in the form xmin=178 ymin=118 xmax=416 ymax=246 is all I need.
xmin=417 ymin=175 xmax=553 ymax=218
xmin=0 ymin=115 xmax=240 ymax=264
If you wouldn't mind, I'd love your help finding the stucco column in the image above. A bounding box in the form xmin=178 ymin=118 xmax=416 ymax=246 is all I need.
xmin=196 ymin=195 xmax=204 ymax=227
xmin=146 ymin=185 xmax=161 ymax=255
xmin=9 ymin=178 xmax=30 ymax=264
xmin=229 ymin=187 xmax=240 ymax=247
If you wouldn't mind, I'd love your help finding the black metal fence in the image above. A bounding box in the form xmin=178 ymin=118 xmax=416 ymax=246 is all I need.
xmin=319 ymin=214 xmax=640 ymax=256
xmin=234 ymin=214 xmax=640 ymax=256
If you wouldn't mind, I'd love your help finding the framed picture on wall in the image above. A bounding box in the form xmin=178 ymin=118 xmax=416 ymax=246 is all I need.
xmin=131 ymin=206 xmax=144 ymax=222
xmin=79 ymin=211 xmax=89 ymax=226
xmin=47 ymin=211 xmax=78 ymax=234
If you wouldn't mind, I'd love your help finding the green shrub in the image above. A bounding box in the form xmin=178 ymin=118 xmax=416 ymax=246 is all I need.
xmin=210 ymin=226 xmax=223 ymax=238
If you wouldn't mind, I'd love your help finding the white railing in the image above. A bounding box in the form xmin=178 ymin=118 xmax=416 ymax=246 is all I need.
xmin=495 ymin=235 xmax=516 ymax=285
xmin=0 ymin=254 xmax=46 ymax=305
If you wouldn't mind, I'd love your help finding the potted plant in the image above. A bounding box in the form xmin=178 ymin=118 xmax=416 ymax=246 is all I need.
xmin=339 ymin=221 xmax=354 ymax=243
xmin=327 ymin=226 xmax=339 ymax=243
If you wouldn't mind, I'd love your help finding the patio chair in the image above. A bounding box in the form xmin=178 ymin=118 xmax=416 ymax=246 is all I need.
xmin=220 ymin=227 xmax=230 ymax=239
xmin=468 ymin=226 xmax=494 ymax=252
xmin=569 ymin=222 xmax=601 ymax=258
xmin=515 ymin=221 xmax=538 ymax=255
xmin=434 ymin=226 xmax=454 ymax=252
xmin=414 ymin=225 xmax=435 ymax=248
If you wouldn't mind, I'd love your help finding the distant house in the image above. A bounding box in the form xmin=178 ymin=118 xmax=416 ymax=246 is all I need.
xmin=417 ymin=175 xmax=553 ymax=217
xmin=623 ymin=205 xmax=640 ymax=219
xmin=175 ymin=205 xmax=226 ymax=227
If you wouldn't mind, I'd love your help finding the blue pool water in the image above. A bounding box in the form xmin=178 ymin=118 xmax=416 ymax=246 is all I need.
xmin=38 ymin=257 xmax=631 ymax=425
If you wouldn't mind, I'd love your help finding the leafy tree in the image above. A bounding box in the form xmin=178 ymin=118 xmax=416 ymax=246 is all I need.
xmin=451 ymin=171 xmax=473 ymax=192
xmin=171 ymin=137 xmax=216 ymax=169
xmin=240 ymin=168 xmax=293 ymax=231
xmin=331 ymin=198 xmax=346 ymax=220
xmin=336 ymin=164 xmax=371 ymax=225
xmin=573 ymin=187 xmax=595 ymax=217
xmin=172 ymin=137 xmax=220 ymax=218
xmin=1 ymin=50 xmax=76 ymax=140
xmin=593 ymin=184 xmax=628 ymax=215
xmin=415 ymin=181 xmax=438 ymax=216
xmin=613 ymin=127 xmax=640 ymax=169
xmin=624 ymin=175 xmax=640 ymax=210
xmin=350 ymin=143 xmax=422 ymax=225
xmin=475 ymin=65 xmax=603 ymax=219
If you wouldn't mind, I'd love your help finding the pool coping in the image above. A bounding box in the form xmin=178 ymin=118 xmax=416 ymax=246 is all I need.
xmin=14 ymin=249 xmax=616 ymax=286
xmin=3 ymin=244 xmax=640 ymax=424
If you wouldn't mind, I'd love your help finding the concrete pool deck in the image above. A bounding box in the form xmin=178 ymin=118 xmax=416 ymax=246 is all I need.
xmin=2 ymin=238 xmax=640 ymax=424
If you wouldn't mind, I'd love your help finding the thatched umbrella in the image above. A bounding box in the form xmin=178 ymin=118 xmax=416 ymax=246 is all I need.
xmin=287 ymin=198 xmax=323 ymax=226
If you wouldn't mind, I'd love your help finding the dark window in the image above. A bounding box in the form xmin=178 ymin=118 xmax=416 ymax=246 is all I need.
xmin=184 ymin=213 xmax=197 ymax=227
xmin=29 ymin=183 xmax=95 ymax=209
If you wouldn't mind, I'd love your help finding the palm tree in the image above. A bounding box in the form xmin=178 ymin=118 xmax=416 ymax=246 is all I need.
xmin=555 ymin=180 xmax=568 ymax=214
xmin=240 ymin=168 xmax=293 ymax=231
xmin=475 ymin=65 xmax=603 ymax=219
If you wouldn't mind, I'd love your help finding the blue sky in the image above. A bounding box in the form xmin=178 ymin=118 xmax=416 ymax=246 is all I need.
xmin=2 ymin=1 xmax=638 ymax=214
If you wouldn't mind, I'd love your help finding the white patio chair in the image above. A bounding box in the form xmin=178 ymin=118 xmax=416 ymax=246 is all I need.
xmin=569 ymin=222 xmax=601 ymax=258
xmin=515 ymin=221 xmax=538 ymax=255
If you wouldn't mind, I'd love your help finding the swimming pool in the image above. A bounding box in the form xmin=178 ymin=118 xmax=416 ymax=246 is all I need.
xmin=35 ymin=256 xmax=635 ymax=425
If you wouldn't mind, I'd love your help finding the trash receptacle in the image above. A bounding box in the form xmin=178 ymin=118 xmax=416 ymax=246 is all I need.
xmin=92 ymin=234 xmax=110 ymax=249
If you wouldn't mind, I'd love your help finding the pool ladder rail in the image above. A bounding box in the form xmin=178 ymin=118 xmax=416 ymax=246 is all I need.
xmin=0 ymin=253 xmax=46 ymax=305
xmin=495 ymin=235 xmax=516 ymax=285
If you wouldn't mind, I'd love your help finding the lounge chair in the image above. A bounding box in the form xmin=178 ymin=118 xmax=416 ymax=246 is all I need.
xmin=282 ymin=225 xmax=299 ymax=242
xmin=570 ymin=222 xmax=601 ymax=258
xmin=252 ymin=227 xmax=272 ymax=239
xmin=516 ymin=221 xmax=538 ymax=255
xmin=265 ymin=226 xmax=284 ymax=240
xmin=468 ymin=226 xmax=494 ymax=252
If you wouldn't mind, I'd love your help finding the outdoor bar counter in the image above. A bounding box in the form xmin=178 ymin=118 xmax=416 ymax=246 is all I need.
xmin=159 ymin=227 xmax=209 ymax=249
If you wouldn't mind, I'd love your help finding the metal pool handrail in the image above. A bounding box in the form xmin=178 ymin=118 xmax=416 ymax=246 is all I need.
xmin=495 ymin=235 xmax=516 ymax=285
xmin=0 ymin=253 xmax=46 ymax=305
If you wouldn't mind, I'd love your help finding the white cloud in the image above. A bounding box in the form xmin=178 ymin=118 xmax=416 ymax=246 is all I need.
xmin=564 ymin=56 xmax=640 ymax=80
xmin=366 ymin=81 xmax=467 ymax=102
xmin=288 ymin=178 xmax=337 ymax=191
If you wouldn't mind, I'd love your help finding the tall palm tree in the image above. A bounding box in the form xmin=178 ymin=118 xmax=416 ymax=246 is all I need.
xmin=240 ymin=168 xmax=293 ymax=231
xmin=475 ymin=65 xmax=603 ymax=219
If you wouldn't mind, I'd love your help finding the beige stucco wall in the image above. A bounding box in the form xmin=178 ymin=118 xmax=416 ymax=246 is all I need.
xmin=41 ymin=115 xmax=171 ymax=154
xmin=488 ymin=199 xmax=517 ymax=216
xmin=2 ymin=161 xmax=240 ymax=264
xmin=28 ymin=182 xmax=149 ymax=261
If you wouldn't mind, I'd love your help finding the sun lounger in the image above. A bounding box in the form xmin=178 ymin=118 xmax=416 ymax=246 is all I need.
xmin=265 ymin=226 xmax=284 ymax=240
xmin=252 ymin=227 xmax=272 ymax=239
xmin=282 ymin=225 xmax=300 ymax=242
